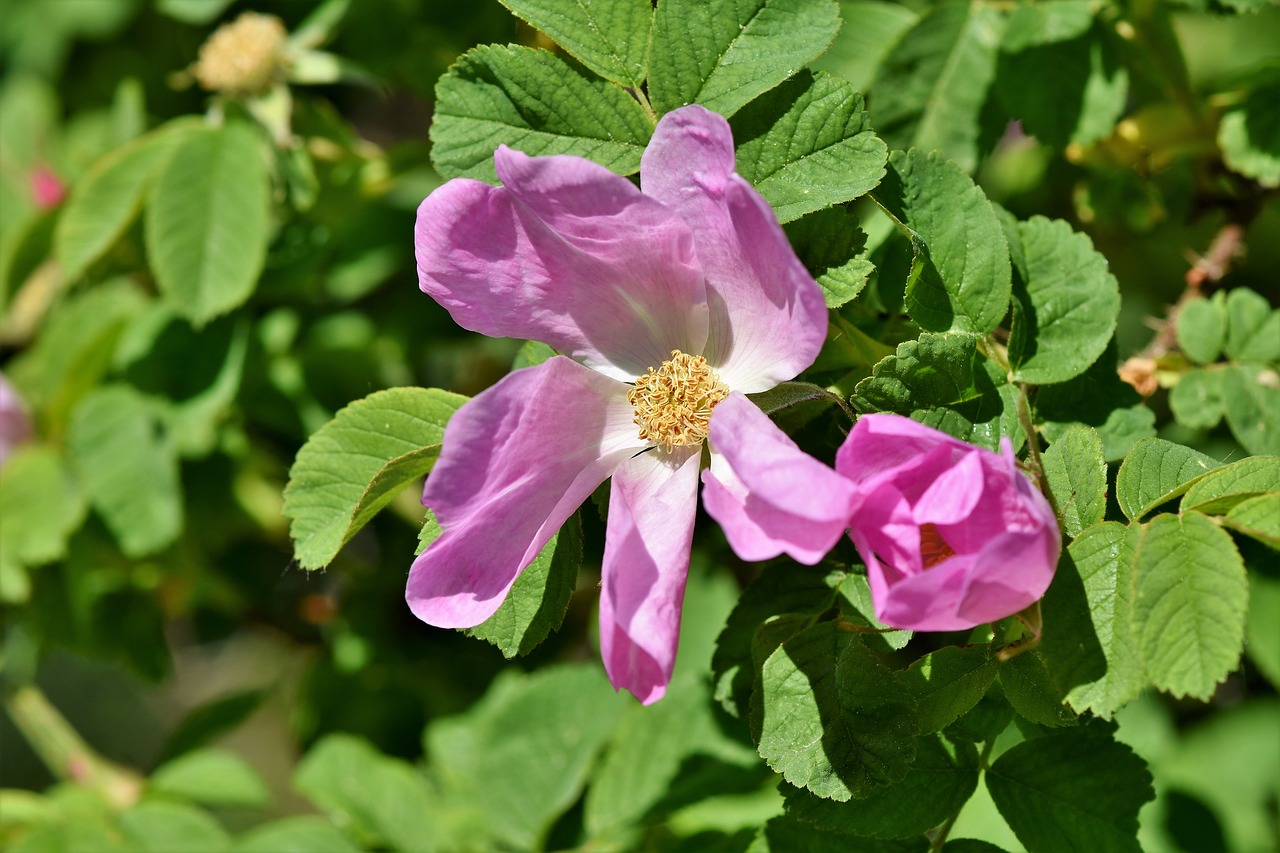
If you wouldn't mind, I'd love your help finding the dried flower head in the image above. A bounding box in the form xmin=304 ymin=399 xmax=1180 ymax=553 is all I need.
xmin=194 ymin=12 xmax=288 ymax=94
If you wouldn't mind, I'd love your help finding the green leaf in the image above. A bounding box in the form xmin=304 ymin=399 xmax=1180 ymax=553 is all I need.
xmin=283 ymin=387 xmax=466 ymax=570
xmin=430 ymin=44 xmax=654 ymax=182
xmin=852 ymin=332 xmax=1019 ymax=451
xmin=986 ymin=729 xmax=1152 ymax=853
xmin=1218 ymin=82 xmax=1280 ymax=187
xmin=1046 ymin=523 xmax=1144 ymax=718
xmin=156 ymin=0 xmax=236 ymax=25
xmin=1006 ymin=216 xmax=1120 ymax=384
xmin=150 ymin=749 xmax=270 ymax=808
xmin=752 ymin=624 xmax=917 ymax=801
xmin=782 ymin=735 xmax=978 ymax=838
xmin=1132 ymin=512 xmax=1249 ymax=700
xmin=942 ymin=682 xmax=1014 ymax=743
xmin=56 ymin=126 xmax=186 ymax=282
xmin=1181 ymin=455 xmax=1280 ymax=514
xmin=999 ymin=650 xmax=1077 ymax=727
xmin=1224 ymin=287 xmax=1280 ymax=362
xmin=871 ymin=2 xmax=1003 ymax=172
xmin=66 ymin=385 xmax=182 ymax=558
xmin=871 ymin=150 xmax=1011 ymax=335
xmin=831 ymin=572 xmax=912 ymax=652
xmin=1223 ymin=363 xmax=1280 ymax=456
xmin=118 ymin=802 xmax=232 ymax=853
xmin=425 ymin=665 xmax=629 ymax=850
xmin=1175 ymin=295 xmax=1226 ymax=365
xmin=812 ymin=1 xmax=917 ymax=93
xmin=497 ymin=0 xmax=652 ymax=88
xmin=1222 ymin=493 xmax=1280 ymax=549
xmin=158 ymin=689 xmax=269 ymax=764
xmin=784 ymin=207 xmax=874 ymax=308
xmin=1000 ymin=1 xmax=1095 ymax=50
xmin=943 ymin=842 xmax=1008 ymax=853
xmin=1042 ymin=424 xmax=1106 ymax=537
xmin=730 ymin=71 xmax=887 ymax=223
xmin=235 ymin=817 xmax=361 ymax=853
xmin=1114 ymin=437 xmax=1220 ymax=521
xmin=648 ymin=0 xmax=841 ymax=117
xmin=1245 ymin=571 xmax=1280 ymax=688
xmin=1168 ymin=367 xmax=1225 ymax=430
xmin=903 ymin=646 xmax=1000 ymax=735
xmin=294 ymin=734 xmax=444 ymax=853
xmin=749 ymin=816 xmax=930 ymax=852
xmin=465 ymin=513 xmax=582 ymax=657
xmin=145 ymin=122 xmax=269 ymax=325
xmin=0 ymin=446 xmax=85 ymax=572
xmin=1036 ymin=338 xmax=1156 ymax=461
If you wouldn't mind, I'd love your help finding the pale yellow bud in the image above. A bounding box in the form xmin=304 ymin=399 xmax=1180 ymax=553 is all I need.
xmin=194 ymin=12 xmax=288 ymax=94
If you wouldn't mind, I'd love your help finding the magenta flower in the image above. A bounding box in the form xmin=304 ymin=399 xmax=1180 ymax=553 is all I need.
xmin=835 ymin=415 xmax=1060 ymax=632
xmin=409 ymin=105 xmax=836 ymax=703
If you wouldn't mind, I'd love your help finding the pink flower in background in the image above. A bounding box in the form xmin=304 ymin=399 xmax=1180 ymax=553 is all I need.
xmin=30 ymin=165 xmax=66 ymax=210
xmin=0 ymin=372 xmax=32 ymax=468
xmin=409 ymin=105 xmax=833 ymax=704
xmin=835 ymin=415 xmax=1060 ymax=632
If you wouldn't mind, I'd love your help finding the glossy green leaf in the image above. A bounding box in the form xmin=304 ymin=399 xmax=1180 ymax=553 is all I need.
xmin=753 ymin=624 xmax=917 ymax=801
xmin=1223 ymin=363 xmax=1280 ymax=456
xmin=1175 ymin=295 xmax=1226 ymax=365
xmin=1132 ymin=512 xmax=1248 ymax=700
xmin=986 ymin=730 xmax=1152 ymax=853
xmin=784 ymin=207 xmax=874 ymax=308
xmin=1168 ymin=367 xmax=1225 ymax=430
xmin=1007 ymin=216 xmax=1120 ymax=384
xmin=872 ymin=150 xmax=1011 ymax=335
xmin=1180 ymin=455 xmax=1280 ymax=514
xmin=497 ymin=0 xmax=652 ymax=88
xmin=284 ymin=387 xmax=465 ymax=570
xmin=1114 ymin=437 xmax=1220 ymax=521
xmin=150 ymin=749 xmax=270 ymax=808
xmin=430 ymin=44 xmax=654 ymax=181
xmin=1042 ymin=424 xmax=1106 ymax=537
xmin=731 ymin=71 xmax=887 ymax=223
xmin=648 ymin=0 xmax=841 ymax=117
xmin=903 ymin=646 xmax=999 ymax=735
xmin=145 ymin=122 xmax=269 ymax=325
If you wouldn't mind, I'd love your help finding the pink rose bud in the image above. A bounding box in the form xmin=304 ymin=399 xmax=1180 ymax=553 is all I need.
xmin=836 ymin=414 xmax=1060 ymax=632
xmin=30 ymin=165 xmax=66 ymax=210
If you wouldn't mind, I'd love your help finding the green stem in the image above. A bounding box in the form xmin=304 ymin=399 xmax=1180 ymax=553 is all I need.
xmin=1014 ymin=382 xmax=1061 ymax=523
xmin=3 ymin=686 xmax=143 ymax=809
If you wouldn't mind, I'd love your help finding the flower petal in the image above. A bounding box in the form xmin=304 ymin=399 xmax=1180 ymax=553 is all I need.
xmin=416 ymin=147 xmax=708 ymax=381
xmin=836 ymin=414 xmax=970 ymax=484
xmin=702 ymin=393 xmax=853 ymax=563
xmin=640 ymin=105 xmax=827 ymax=391
xmin=599 ymin=446 xmax=702 ymax=705
xmin=407 ymin=357 xmax=642 ymax=628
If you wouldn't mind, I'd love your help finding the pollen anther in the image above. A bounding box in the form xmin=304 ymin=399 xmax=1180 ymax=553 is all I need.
xmin=628 ymin=350 xmax=729 ymax=450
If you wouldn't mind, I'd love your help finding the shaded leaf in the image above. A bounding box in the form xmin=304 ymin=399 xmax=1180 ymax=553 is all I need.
xmin=1114 ymin=437 xmax=1219 ymax=521
xmin=1042 ymin=424 xmax=1106 ymax=537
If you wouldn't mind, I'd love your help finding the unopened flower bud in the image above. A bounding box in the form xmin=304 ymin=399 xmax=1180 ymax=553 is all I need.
xmin=194 ymin=12 xmax=288 ymax=95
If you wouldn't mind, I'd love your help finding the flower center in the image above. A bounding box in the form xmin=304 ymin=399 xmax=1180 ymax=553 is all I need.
xmin=627 ymin=350 xmax=729 ymax=450
xmin=919 ymin=523 xmax=956 ymax=569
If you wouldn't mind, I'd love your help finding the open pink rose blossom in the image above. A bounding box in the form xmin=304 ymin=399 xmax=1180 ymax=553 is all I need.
xmin=409 ymin=105 xmax=845 ymax=704
xmin=835 ymin=415 xmax=1060 ymax=632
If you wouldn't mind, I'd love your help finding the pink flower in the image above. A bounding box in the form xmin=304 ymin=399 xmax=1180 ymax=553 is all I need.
xmin=835 ymin=415 xmax=1060 ymax=632
xmin=0 ymin=372 xmax=32 ymax=468
xmin=30 ymin=165 xmax=66 ymax=210
xmin=410 ymin=105 xmax=840 ymax=704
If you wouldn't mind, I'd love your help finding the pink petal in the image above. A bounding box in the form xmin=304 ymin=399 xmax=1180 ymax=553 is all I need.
xmin=867 ymin=551 xmax=983 ymax=632
xmin=640 ymin=106 xmax=827 ymax=391
xmin=407 ymin=357 xmax=642 ymax=628
xmin=701 ymin=393 xmax=853 ymax=564
xmin=416 ymin=147 xmax=708 ymax=382
xmin=956 ymin=522 xmax=1060 ymax=626
xmin=912 ymin=450 xmax=984 ymax=525
xmin=599 ymin=446 xmax=702 ymax=705
xmin=836 ymin=414 xmax=970 ymax=484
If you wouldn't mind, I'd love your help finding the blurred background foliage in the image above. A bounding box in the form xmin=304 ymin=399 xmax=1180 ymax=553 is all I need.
xmin=0 ymin=0 xmax=1277 ymax=851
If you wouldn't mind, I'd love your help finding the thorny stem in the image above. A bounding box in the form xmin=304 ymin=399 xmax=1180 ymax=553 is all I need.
xmin=2 ymin=685 xmax=143 ymax=809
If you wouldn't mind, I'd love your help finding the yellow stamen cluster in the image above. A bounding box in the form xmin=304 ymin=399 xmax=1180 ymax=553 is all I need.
xmin=194 ymin=12 xmax=288 ymax=94
xmin=628 ymin=350 xmax=729 ymax=450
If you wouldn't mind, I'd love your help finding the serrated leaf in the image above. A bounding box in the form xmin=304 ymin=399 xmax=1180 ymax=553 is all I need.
xmin=1175 ymin=295 xmax=1226 ymax=365
xmin=749 ymin=816 xmax=930 ymax=853
xmin=66 ymin=385 xmax=182 ymax=558
xmin=1006 ymin=216 xmax=1119 ymax=384
xmin=752 ymin=624 xmax=917 ymax=801
xmin=430 ymin=44 xmax=654 ymax=182
xmin=498 ymin=0 xmax=652 ymax=88
xmin=1168 ymin=367 xmax=1225 ymax=430
xmin=150 ymin=749 xmax=270 ymax=808
xmin=1132 ymin=512 xmax=1248 ymax=700
xmin=999 ymin=650 xmax=1077 ymax=727
xmin=118 ymin=802 xmax=232 ymax=853
xmin=1180 ymin=455 xmax=1280 ymax=514
xmin=831 ymin=572 xmax=911 ymax=652
xmin=1035 ymin=338 xmax=1155 ymax=461
xmin=1219 ymin=83 xmax=1280 ymax=187
xmin=730 ymin=71 xmax=886 ymax=223
xmin=782 ymin=735 xmax=978 ymax=839
xmin=56 ymin=126 xmax=186 ymax=282
xmin=783 ymin=207 xmax=874 ymax=307
xmin=0 ymin=446 xmax=85 ymax=573
xmin=943 ymin=681 xmax=1014 ymax=743
xmin=648 ymin=0 xmax=841 ymax=117
xmin=903 ymin=646 xmax=1000 ymax=735
xmin=871 ymin=2 xmax=1002 ymax=172
xmin=1044 ymin=523 xmax=1144 ymax=718
xmin=284 ymin=387 xmax=465 ymax=570
xmin=1042 ymin=424 xmax=1106 ymax=537
xmin=986 ymin=730 xmax=1152 ymax=853
xmin=852 ymin=332 xmax=1018 ymax=451
xmin=1223 ymin=363 xmax=1280 ymax=456
xmin=1222 ymin=493 xmax=1280 ymax=549
xmin=871 ymin=150 xmax=1011 ymax=334
xmin=145 ymin=122 xmax=269 ymax=325
xmin=234 ymin=817 xmax=361 ymax=853
xmin=1114 ymin=437 xmax=1220 ymax=521
xmin=1224 ymin=287 xmax=1280 ymax=361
